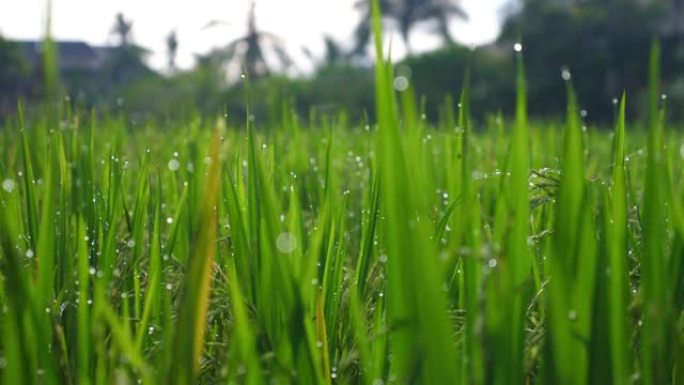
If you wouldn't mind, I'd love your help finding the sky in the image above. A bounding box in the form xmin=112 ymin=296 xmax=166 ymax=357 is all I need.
xmin=0 ymin=0 xmax=511 ymax=72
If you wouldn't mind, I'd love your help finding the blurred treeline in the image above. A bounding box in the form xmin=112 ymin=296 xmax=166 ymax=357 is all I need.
xmin=1 ymin=0 xmax=684 ymax=125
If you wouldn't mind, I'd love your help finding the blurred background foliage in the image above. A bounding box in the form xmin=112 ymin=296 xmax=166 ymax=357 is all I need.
xmin=1 ymin=0 xmax=684 ymax=124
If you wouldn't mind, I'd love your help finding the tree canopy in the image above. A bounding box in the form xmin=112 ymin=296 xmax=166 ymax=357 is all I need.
xmin=350 ymin=0 xmax=467 ymax=56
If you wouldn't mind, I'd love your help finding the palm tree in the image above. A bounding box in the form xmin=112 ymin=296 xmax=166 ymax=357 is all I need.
xmin=350 ymin=0 xmax=467 ymax=56
xmin=112 ymin=13 xmax=133 ymax=46
xmin=213 ymin=2 xmax=293 ymax=79
xmin=323 ymin=36 xmax=344 ymax=66
xmin=302 ymin=35 xmax=346 ymax=68
xmin=106 ymin=13 xmax=151 ymax=84
xmin=166 ymin=31 xmax=179 ymax=71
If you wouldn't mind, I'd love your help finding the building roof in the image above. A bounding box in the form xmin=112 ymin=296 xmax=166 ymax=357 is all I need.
xmin=18 ymin=40 xmax=110 ymax=71
xmin=17 ymin=40 xmax=150 ymax=72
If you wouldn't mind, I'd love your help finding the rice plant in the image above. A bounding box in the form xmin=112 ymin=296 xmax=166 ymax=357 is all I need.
xmin=0 ymin=1 xmax=683 ymax=384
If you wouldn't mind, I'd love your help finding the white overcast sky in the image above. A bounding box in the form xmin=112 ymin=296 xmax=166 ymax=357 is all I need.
xmin=0 ymin=0 xmax=511 ymax=72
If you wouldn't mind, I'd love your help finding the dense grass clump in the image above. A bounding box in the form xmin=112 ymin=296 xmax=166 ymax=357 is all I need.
xmin=1 ymin=5 xmax=684 ymax=385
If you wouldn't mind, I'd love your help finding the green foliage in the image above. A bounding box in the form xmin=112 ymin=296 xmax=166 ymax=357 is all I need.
xmin=499 ymin=0 xmax=680 ymax=120
xmin=0 ymin=12 xmax=683 ymax=385
xmin=400 ymin=46 xmax=514 ymax=126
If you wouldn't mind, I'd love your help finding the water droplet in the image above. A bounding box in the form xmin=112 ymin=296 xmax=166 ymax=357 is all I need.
xmin=393 ymin=76 xmax=409 ymax=92
xmin=568 ymin=310 xmax=577 ymax=321
xmin=166 ymin=217 xmax=174 ymax=224
xmin=561 ymin=67 xmax=572 ymax=81
xmin=472 ymin=171 xmax=485 ymax=180
xmin=487 ymin=259 xmax=498 ymax=268
xmin=276 ymin=232 xmax=297 ymax=254
xmin=316 ymin=340 xmax=323 ymax=348
xmin=127 ymin=240 xmax=136 ymax=248
xmin=379 ymin=254 xmax=388 ymax=263
xmin=166 ymin=283 xmax=173 ymax=290
xmin=514 ymin=42 xmax=523 ymax=52
xmin=89 ymin=267 xmax=96 ymax=276
xmin=2 ymin=179 xmax=15 ymax=193
xmin=26 ymin=249 xmax=34 ymax=259
xmin=168 ymin=159 xmax=180 ymax=171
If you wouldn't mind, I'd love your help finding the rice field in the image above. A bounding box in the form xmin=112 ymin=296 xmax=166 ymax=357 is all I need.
xmin=1 ymin=4 xmax=683 ymax=385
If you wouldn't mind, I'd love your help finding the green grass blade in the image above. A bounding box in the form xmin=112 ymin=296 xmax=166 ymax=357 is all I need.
xmin=641 ymin=40 xmax=670 ymax=385
xmin=77 ymin=217 xmax=92 ymax=385
xmin=371 ymin=0 xmax=459 ymax=382
xmin=168 ymin=125 xmax=223 ymax=384
xmin=606 ymin=93 xmax=631 ymax=385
